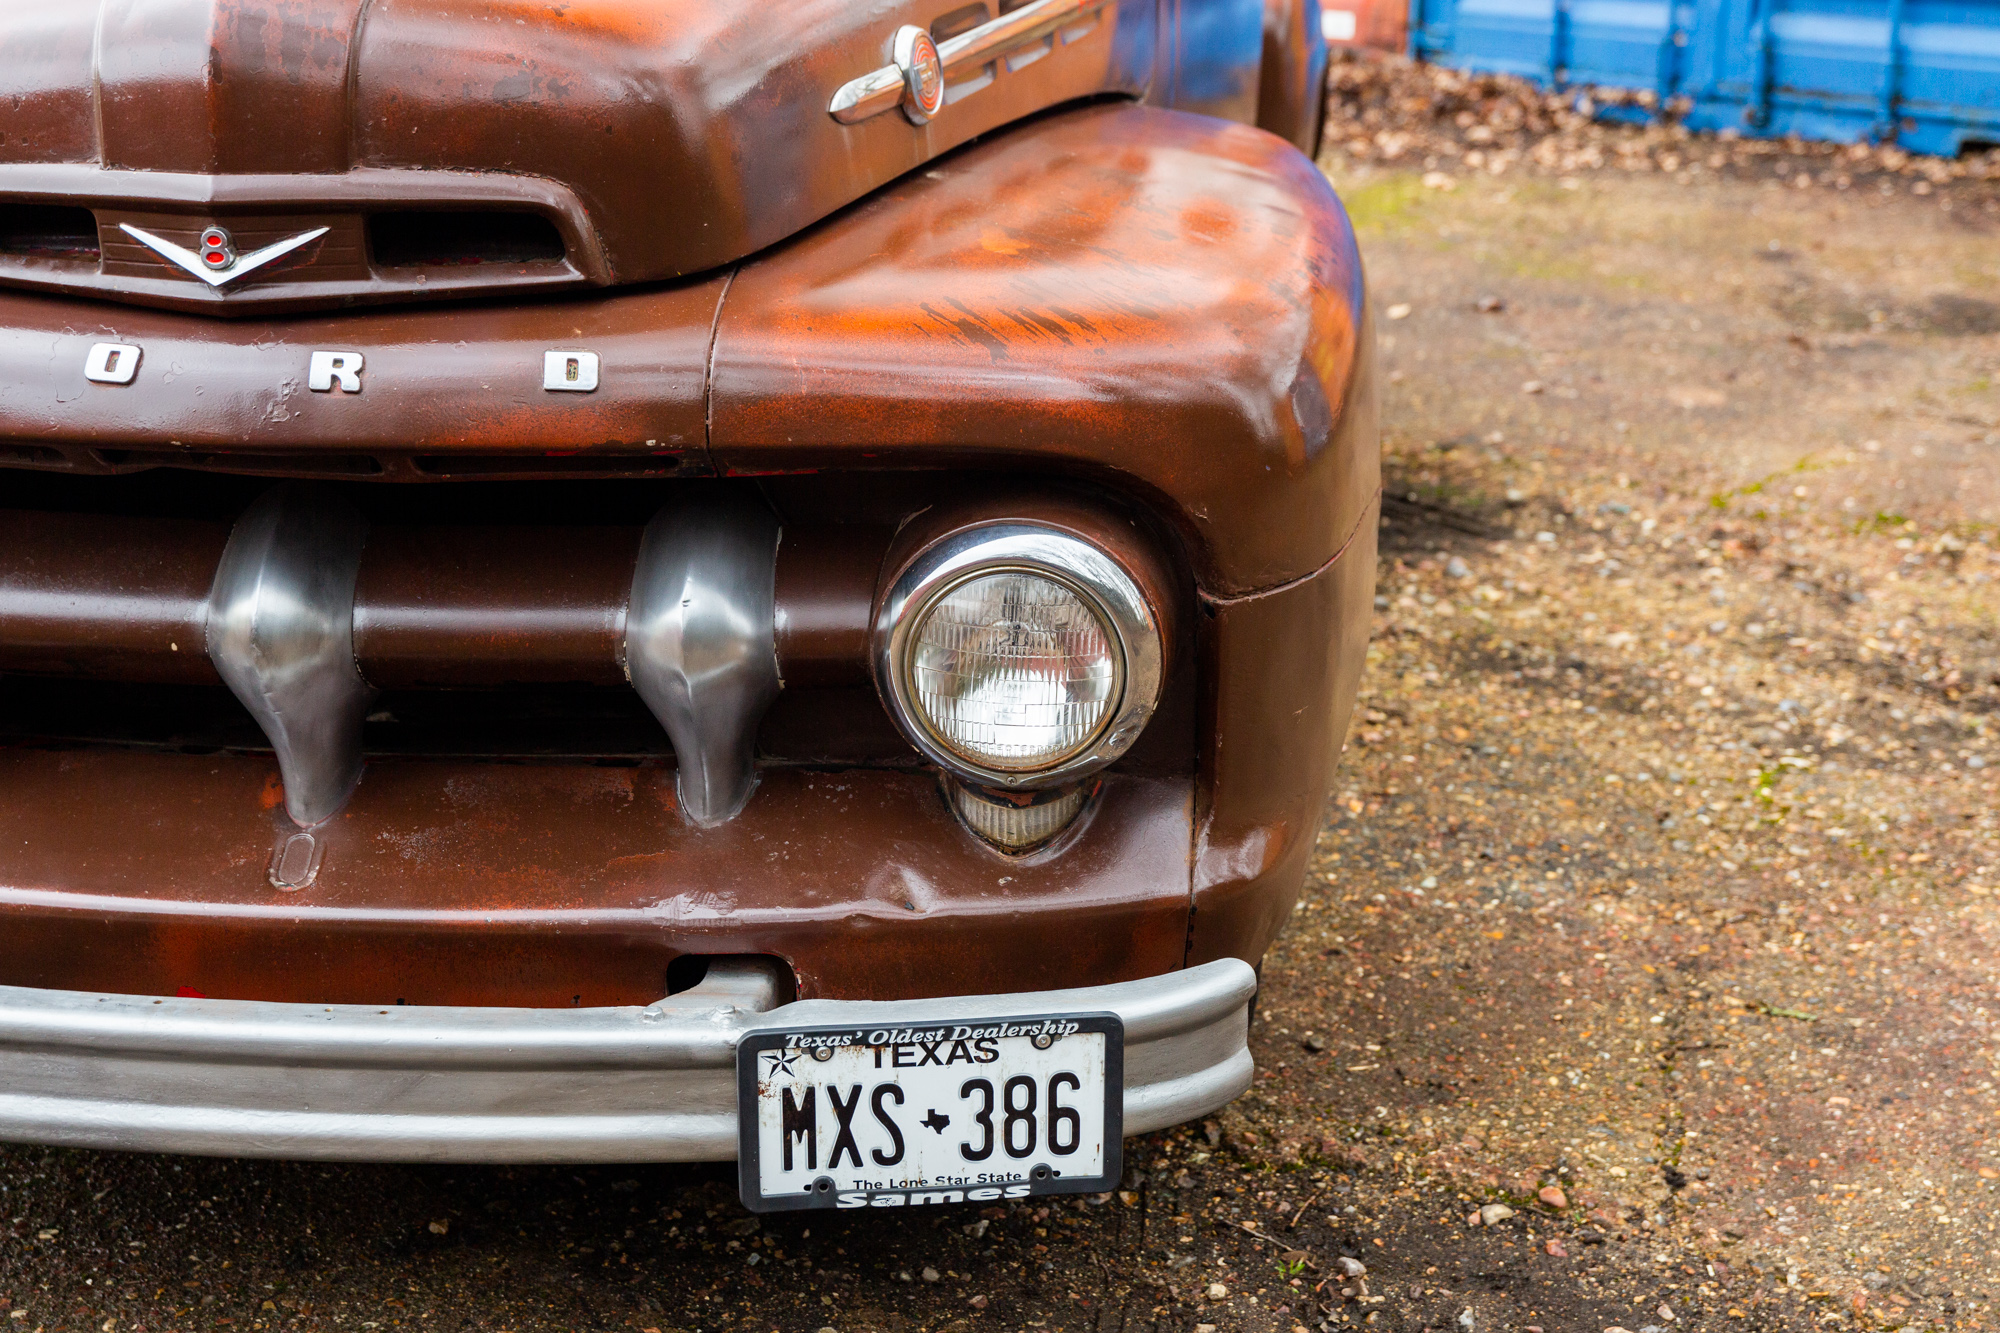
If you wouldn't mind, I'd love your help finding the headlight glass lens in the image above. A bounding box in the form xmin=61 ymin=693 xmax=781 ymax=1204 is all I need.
xmin=907 ymin=571 xmax=1120 ymax=771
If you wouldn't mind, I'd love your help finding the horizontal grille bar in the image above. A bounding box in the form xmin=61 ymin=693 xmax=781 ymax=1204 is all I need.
xmin=0 ymin=510 xmax=880 ymax=690
xmin=0 ymin=488 xmax=886 ymax=826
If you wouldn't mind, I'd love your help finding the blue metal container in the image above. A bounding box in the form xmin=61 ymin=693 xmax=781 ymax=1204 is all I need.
xmin=1411 ymin=0 xmax=2000 ymax=152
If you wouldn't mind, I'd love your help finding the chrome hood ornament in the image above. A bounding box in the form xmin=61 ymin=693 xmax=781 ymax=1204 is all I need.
xmin=118 ymin=223 xmax=330 ymax=288
xmin=830 ymin=0 xmax=1103 ymax=125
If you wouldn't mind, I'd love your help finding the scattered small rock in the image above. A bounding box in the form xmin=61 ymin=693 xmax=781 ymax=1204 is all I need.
xmin=968 ymin=1295 xmax=988 ymax=1310
xmin=1386 ymin=302 xmax=1413 ymax=320
xmin=1206 ymin=1282 xmax=1230 ymax=1302
xmin=1335 ymin=1256 xmax=1367 ymax=1277
xmin=427 ymin=1220 xmax=449 ymax=1236
xmin=1445 ymin=555 xmax=1471 ymax=579
xmin=1545 ymin=1238 xmax=1568 ymax=1257
xmin=1538 ymin=1185 xmax=1568 ymax=1209
xmin=1476 ymin=294 xmax=1505 ymax=313
xmin=921 ymin=1267 xmax=940 ymax=1283
xmin=1478 ymin=1203 xmax=1515 ymax=1226
xmin=1303 ymin=1032 xmax=1328 ymax=1053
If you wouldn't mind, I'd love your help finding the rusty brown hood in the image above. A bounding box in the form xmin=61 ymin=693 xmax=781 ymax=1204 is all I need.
xmin=0 ymin=0 xmax=1156 ymax=314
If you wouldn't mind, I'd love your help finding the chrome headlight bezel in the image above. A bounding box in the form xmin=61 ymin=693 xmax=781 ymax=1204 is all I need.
xmin=873 ymin=523 xmax=1164 ymax=790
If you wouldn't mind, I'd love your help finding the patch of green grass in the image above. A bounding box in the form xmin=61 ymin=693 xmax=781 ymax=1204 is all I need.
xmin=1496 ymin=247 xmax=1609 ymax=286
xmin=1709 ymin=455 xmax=1831 ymax=511
xmin=1852 ymin=510 xmax=1915 ymax=535
xmin=1336 ymin=174 xmax=1430 ymax=236
xmin=1749 ymin=756 xmax=1812 ymax=820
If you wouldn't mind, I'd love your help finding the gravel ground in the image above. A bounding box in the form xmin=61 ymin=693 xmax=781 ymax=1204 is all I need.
xmin=3 ymin=72 xmax=1998 ymax=1333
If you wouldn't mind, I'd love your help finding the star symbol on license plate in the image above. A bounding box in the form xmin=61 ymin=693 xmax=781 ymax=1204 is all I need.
xmin=765 ymin=1050 xmax=799 ymax=1078
xmin=921 ymin=1109 xmax=951 ymax=1134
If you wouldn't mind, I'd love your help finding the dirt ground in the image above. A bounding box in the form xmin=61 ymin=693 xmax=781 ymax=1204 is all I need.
xmin=4 ymin=64 xmax=1999 ymax=1333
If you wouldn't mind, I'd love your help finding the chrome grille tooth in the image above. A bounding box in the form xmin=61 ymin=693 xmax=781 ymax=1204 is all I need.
xmin=205 ymin=484 xmax=375 ymax=828
xmin=624 ymin=493 xmax=783 ymax=828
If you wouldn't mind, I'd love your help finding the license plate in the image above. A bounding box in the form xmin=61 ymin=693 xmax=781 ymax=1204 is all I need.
xmin=736 ymin=1012 xmax=1123 ymax=1212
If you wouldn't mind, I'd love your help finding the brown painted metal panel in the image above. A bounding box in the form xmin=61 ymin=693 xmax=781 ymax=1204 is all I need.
xmin=0 ymin=755 xmax=1191 ymax=1006
xmin=0 ymin=0 xmax=1161 ymax=306
xmin=773 ymin=526 xmax=894 ymax=689
xmin=95 ymin=0 xmax=370 ymax=175
xmin=0 ymin=511 xmax=227 ymax=684
xmin=709 ymin=103 xmax=1370 ymax=597
xmin=0 ymin=9 xmax=99 ymax=164
xmin=352 ymin=0 xmax=1151 ymax=283
xmin=352 ymin=526 xmax=643 ymax=689
xmin=1257 ymin=0 xmax=1331 ymax=154
xmin=0 ymin=277 xmax=722 ymax=460
xmin=1186 ymin=490 xmax=1378 ymax=969
xmin=0 ymin=94 xmax=1369 ymax=1009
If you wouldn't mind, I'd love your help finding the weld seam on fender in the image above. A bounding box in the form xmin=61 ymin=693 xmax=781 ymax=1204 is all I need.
xmin=1196 ymin=485 xmax=1382 ymax=608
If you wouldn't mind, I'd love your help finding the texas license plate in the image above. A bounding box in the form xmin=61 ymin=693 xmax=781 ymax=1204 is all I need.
xmin=736 ymin=1012 xmax=1123 ymax=1212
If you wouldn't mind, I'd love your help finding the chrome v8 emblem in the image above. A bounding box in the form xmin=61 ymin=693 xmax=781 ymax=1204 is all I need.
xmin=119 ymin=223 xmax=330 ymax=288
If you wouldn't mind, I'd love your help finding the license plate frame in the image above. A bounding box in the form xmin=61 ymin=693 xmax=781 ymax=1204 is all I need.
xmin=735 ymin=1011 xmax=1124 ymax=1213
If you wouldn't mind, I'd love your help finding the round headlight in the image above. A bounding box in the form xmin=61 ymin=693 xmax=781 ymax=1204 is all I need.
xmin=874 ymin=523 xmax=1164 ymax=789
xmin=907 ymin=570 xmax=1121 ymax=772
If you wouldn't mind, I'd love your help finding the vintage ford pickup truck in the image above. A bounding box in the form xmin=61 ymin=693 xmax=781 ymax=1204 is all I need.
xmin=0 ymin=0 xmax=1376 ymax=1210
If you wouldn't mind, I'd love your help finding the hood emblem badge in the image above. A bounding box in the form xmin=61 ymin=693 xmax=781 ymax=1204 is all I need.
xmin=119 ymin=223 xmax=330 ymax=289
xmin=894 ymin=27 xmax=947 ymax=125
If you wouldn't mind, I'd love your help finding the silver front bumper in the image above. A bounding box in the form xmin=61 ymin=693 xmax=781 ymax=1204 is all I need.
xmin=0 ymin=959 xmax=1255 ymax=1162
